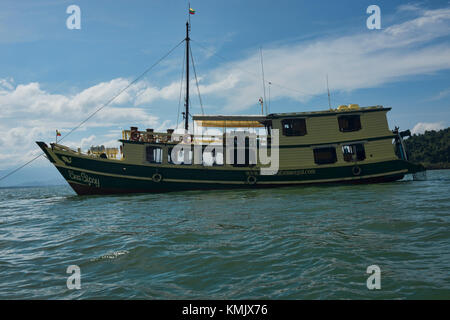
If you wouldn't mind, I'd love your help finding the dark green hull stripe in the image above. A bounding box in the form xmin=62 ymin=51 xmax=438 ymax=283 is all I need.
xmin=278 ymin=135 xmax=395 ymax=149
xmin=67 ymin=173 xmax=404 ymax=195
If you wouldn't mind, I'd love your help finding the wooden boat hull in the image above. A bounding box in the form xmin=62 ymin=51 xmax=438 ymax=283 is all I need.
xmin=37 ymin=141 xmax=425 ymax=196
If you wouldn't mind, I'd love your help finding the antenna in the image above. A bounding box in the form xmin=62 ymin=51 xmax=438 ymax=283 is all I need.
xmin=260 ymin=47 xmax=267 ymax=115
xmin=326 ymin=74 xmax=332 ymax=110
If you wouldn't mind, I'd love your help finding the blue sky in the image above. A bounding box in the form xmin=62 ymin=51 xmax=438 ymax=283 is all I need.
xmin=0 ymin=0 xmax=449 ymax=182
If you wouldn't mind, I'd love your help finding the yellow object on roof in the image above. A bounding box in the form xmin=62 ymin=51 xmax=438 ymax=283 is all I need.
xmin=193 ymin=115 xmax=267 ymax=128
xmin=196 ymin=120 xmax=265 ymax=128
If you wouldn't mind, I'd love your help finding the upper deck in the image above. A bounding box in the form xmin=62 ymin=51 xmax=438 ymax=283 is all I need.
xmin=120 ymin=105 xmax=393 ymax=148
xmin=47 ymin=105 xmax=399 ymax=170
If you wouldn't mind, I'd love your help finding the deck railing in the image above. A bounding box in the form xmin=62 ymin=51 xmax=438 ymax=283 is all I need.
xmin=122 ymin=129 xmax=180 ymax=143
xmin=121 ymin=129 xmax=270 ymax=146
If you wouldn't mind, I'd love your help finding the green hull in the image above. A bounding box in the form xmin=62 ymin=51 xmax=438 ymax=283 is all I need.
xmin=37 ymin=142 xmax=425 ymax=195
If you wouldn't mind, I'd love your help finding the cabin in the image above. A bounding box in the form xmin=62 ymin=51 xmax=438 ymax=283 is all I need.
xmin=116 ymin=105 xmax=398 ymax=171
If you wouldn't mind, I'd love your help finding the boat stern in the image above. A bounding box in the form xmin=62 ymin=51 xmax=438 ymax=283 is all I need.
xmin=404 ymin=161 xmax=426 ymax=174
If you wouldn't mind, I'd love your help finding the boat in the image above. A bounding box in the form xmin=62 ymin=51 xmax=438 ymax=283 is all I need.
xmin=36 ymin=20 xmax=425 ymax=195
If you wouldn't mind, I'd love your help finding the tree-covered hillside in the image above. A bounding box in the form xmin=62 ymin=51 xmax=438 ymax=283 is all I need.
xmin=404 ymin=128 xmax=450 ymax=169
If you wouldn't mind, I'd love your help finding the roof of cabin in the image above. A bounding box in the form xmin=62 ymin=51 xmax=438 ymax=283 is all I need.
xmin=193 ymin=106 xmax=391 ymax=125
xmin=193 ymin=115 xmax=267 ymax=121
xmin=193 ymin=115 xmax=266 ymax=128
xmin=267 ymin=105 xmax=390 ymax=119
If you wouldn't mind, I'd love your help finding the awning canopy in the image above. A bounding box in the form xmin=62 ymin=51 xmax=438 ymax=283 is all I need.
xmin=193 ymin=115 xmax=267 ymax=128
xmin=196 ymin=120 xmax=265 ymax=128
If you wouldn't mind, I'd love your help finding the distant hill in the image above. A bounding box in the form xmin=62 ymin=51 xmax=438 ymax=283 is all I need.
xmin=404 ymin=127 xmax=450 ymax=169
xmin=0 ymin=165 xmax=66 ymax=188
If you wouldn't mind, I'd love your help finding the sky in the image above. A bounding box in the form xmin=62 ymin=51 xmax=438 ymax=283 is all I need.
xmin=0 ymin=0 xmax=449 ymax=184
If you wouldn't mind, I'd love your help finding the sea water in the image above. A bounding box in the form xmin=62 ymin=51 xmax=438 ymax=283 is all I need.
xmin=0 ymin=170 xmax=449 ymax=299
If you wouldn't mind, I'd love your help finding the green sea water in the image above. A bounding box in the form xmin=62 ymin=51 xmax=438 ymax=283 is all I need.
xmin=0 ymin=170 xmax=449 ymax=299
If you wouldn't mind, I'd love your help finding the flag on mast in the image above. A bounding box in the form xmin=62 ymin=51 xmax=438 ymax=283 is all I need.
xmin=56 ymin=130 xmax=61 ymax=143
xmin=189 ymin=8 xmax=195 ymax=15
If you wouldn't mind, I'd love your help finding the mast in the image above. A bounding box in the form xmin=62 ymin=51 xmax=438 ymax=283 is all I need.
xmin=185 ymin=21 xmax=190 ymax=131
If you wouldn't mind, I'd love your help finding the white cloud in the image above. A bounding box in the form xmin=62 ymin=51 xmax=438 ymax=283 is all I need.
xmin=0 ymin=77 xmax=180 ymax=169
xmin=430 ymin=87 xmax=450 ymax=101
xmin=411 ymin=122 xmax=446 ymax=134
xmin=80 ymin=135 xmax=96 ymax=150
xmin=193 ymin=7 xmax=450 ymax=112
xmin=134 ymin=80 xmax=180 ymax=105
xmin=397 ymin=3 xmax=423 ymax=13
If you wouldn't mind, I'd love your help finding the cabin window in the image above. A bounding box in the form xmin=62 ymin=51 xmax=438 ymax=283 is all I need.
xmin=313 ymin=147 xmax=337 ymax=165
xmin=214 ymin=150 xmax=224 ymax=165
xmin=338 ymin=115 xmax=361 ymax=132
xmin=180 ymin=148 xmax=193 ymax=165
xmin=146 ymin=146 xmax=162 ymax=163
xmin=342 ymin=143 xmax=366 ymax=162
xmin=168 ymin=147 xmax=174 ymax=164
xmin=265 ymin=120 xmax=273 ymax=136
xmin=167 ymin=147 xmax=194 ymax=165
xmin=202 ymin=147 xmax=224 ymax=166
xmin=282 ymin=118 xmax=307 ymax=136
xmin=232 ymin=136 xmax=255 ymax=167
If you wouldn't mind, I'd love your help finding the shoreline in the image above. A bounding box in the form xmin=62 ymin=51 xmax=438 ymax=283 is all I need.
xmin=424 ymin=164 xmax=450 ymax=170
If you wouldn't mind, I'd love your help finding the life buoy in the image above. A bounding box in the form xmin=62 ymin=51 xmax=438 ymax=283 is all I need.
xmin=130 ymin=131 xmax=140 ymax=141
xmin=352 ymin=166 xmax=362 ymax=176
xmin=182 ymin=135 xmax=191 ymax=144
xmin=247 ymin=175 xmax=257 ymax=185
xmin=152 ymin=173 xmax=162 ymax=183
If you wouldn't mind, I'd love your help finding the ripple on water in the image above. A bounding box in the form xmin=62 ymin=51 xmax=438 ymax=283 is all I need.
xmin=0 ymin=171 xmax=450 ymax=299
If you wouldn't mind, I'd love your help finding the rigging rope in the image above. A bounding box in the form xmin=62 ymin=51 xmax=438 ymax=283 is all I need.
xmin=0 ymin=39 xmax=185 ymax=183
xmin=260 ymin=47 xmax=267 ymax=115
xmin=189 ymin=45 xmax=205 ymax=115
xmin=176 ymin=47 xmax=186 ymax=129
